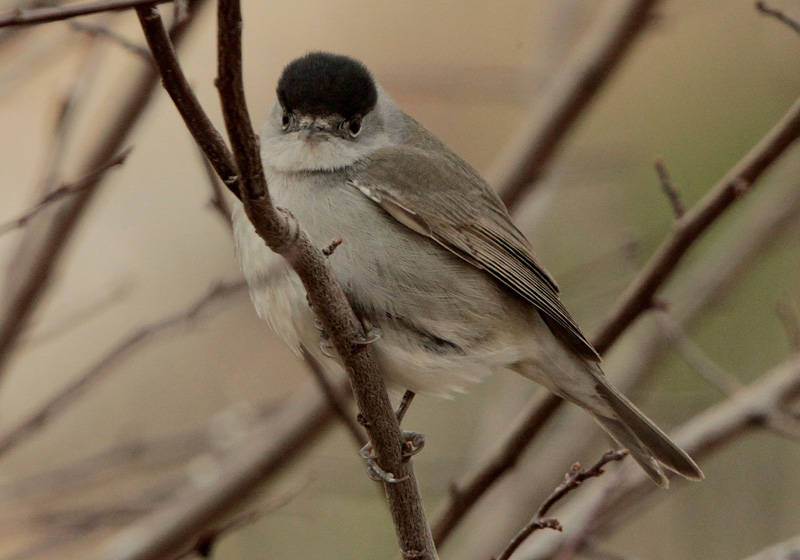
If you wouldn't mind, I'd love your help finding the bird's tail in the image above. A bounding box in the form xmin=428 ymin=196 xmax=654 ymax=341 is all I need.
xmin=584 ymin=374 xmax=703 ymax=488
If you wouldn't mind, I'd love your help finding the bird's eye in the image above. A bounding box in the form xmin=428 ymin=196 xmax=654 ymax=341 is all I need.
xmin=347 ymin=117 xmax=362 ymax=137
xmin=281 ymin=111 xmax=292 ymax=130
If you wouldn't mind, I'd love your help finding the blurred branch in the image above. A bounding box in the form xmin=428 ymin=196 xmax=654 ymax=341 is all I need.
xmin=301 ymin=344 xmax=367 ymax=447
xmin=435 ymin=176 xmax=800 ymax=554
xmin=95 ymin=378 xmax=345 ymax=560
xmin=495 ymin=451 xmax=627 ymax=560
xmin=0 ymin=0 xmax=173 ymax=28
xmin=69 ymin=20 xmax=152 ymax=60
xmin=593 ymin=95 xmax=800 ymax=353
xmin=742 ymin=534 xmax=800 ymax=560
xmin=655 ymin=312 xmax=743 ymax=396
xmin=0 ymin=279 xmax=246 ymax=460
xmin=525 ymin=353 xmax=800 ymax=560
xmin=653 ymin=158 xmax=685 ymax=218
xmin=131 ymin=3 xmax=438 ymax=559
xmin=755 ymin=1 xmax=800 ymax=35
xmin=0 ymin=0 xmax=206 ymax=385
xmin=0 ymin=148 xmax=131 ymax=237
xmin=493 ymin=0 xmax=661 ymax=209
xmin=776 ymin=295 xmax=800 ymax=352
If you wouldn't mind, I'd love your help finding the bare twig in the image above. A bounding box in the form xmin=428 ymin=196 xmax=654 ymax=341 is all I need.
xmin=493 ymin=0 xmax=661 ymax=209
xmin=0 ymin=280 xmax=246 ymax=459
xmin=134 ymin=5 xmax=241 ymax=198
xmin=653 ymin=158 xmax=685 ymax=218
xmin=131 ymin=3 xmax=438 ymax=558
xmin=496 ymin=451 xmax=628 ymax=560
xmin=0 ymin=148 xmax=131 ymax=237
xmin=534 ymin=353 xmax=800 ymax=560
xmin=756 ymin=1 xmax=800 ymax=35
xmin=655 ymin=312 xmax=743 ymax=396
xmin=0 ymin=0 xmax=173 ymax=28
xmin=432 ymin=389 xmax=564 ymax=544
xmin=69 ymin=20 xmax=152 ymax=60
xmin=0 ymin=0 xmax=204 ymax=384
xmin=95 ymin=377 xmax=346 ymax=560
xmin=432 ymin=177 xmax=800 ymax=552
xmin=593 ymin=95 xmax=800 ymax=353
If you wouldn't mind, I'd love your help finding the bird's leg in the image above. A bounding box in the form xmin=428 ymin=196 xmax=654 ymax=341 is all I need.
xmin=313 ymin=317 xmax=336 ymax=358
xmin=354 ymin=316 xmax=382 ymax=345
xmin=358 ymin=390 xmax=425 ymax=483
xmin=396 ymin=390 xmax=425 ymax=459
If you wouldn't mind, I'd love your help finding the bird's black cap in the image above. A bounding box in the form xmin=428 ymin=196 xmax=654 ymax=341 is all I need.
xmin=276 ymin=52 xmax=378 ymax=119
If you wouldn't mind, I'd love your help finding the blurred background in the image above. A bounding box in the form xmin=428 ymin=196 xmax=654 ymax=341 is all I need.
xmin=0 ymin=1 xmax=799 ymax=559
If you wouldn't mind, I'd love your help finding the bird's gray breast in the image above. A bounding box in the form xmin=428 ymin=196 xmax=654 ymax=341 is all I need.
xmin=266 ymin=167 xmax=508 ymax=353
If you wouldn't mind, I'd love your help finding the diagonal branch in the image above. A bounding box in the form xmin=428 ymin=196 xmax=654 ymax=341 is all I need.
xmin=0 ymin=0 xmax=207 ymax=384
xmin=130 ymin=3 xmax=438 ymax=559
xmin=0 ymin=0 xmax=173 ymax=28
xmin=493 ymin=0 xmax=661 ymax=209
xmin=593 ymin=95 xmax=800 ymax=352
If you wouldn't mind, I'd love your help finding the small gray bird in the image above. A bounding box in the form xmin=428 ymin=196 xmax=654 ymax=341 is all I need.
xmin=231 ymin=52 xmax=703 ymax=487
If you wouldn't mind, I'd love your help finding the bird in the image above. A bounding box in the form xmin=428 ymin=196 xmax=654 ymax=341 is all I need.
xmin=230 ymin=51 xmax=704 ymax=488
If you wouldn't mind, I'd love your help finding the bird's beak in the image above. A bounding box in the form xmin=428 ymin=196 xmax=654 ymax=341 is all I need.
xmin=298 ymin=116 xmax=333 ymax=140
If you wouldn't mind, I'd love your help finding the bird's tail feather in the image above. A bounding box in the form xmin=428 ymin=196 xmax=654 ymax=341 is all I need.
xmin=589 ymin=377 xmax=704 ymax=488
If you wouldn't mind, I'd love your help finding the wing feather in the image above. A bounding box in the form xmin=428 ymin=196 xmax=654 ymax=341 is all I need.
xmin=349 ymin=142 xmax=600 ymax=362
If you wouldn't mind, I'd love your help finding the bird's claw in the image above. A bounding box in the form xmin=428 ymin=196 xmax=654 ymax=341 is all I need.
xmin=358 ymin=430 xmax=425 ymax=483
xmin=359 ymin=442 xmax=408 ymax=483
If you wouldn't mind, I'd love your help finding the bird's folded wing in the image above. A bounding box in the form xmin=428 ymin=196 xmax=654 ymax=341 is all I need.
xmin=349 ymin=145 xmax=600 ymax=362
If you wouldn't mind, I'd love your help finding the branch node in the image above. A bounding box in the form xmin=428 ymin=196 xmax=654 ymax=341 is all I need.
xmin=322 ymin=238 xmax=343 ymax=257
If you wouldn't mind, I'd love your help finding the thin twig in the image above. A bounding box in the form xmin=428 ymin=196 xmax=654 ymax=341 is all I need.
xmin=755 ymin=1 xmax=800 ymax=35
xmin=0 ymin=148 xmax=131 ymax=237
xmin=135 ymin=5 xmax=241 ymax=198
xmin=432 ymin=176 xmax=800 ymax=551
xmin=131 ymin=3 xmax=438 ymax=559
xmin=195 ymin=146 xmax=233 ymax=227
xmin=654 ymin=158 xmax=685 ymax=218
xmin=655 ymin=311 xmax=743 ymax=396
xmin=533 ymin=353 xmax=800 ymax=560
xmin=495 ymin=451 xmax=627 ymax=560
xmin=0 ymin=0 xmax=204 ymax=384
xmin=69 ymin=20 xmax=152 ymax=60
xmin=0 ymin=0 xmax=173 ymax=28
xmin=593 ymin=95 xmax=800 ymax=353
xmin=493 ymin=0 xmax=661 ymax=209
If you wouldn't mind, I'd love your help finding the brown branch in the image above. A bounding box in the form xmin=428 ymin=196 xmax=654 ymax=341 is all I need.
xmin=495 ymin=451 xmax=627 ymax=560
xmin=94 ymin=378 xmax=346 ymax=560
xmin=432 ymin=174 xmax=800 ymax=551
xmin=756 ymin=1 xmax=800 ymax=35
xmin=0 ymin=280 xmax=246 ymax=460
xmin=0 ymin=0 xmax=173 ymax=28
xmin=493 ymin=0 xmax=661 ymax=209
xmin=653 ymin=158 xmax=685 ymax=218
xmin=593 ymin=95 xmax=800 ymax=353
xmin=0 ymin=0 xmax=205 ymax=384
xmin=0 ymin=148 xmax=131 ymax=237
xmin=432 ymin=389 xmax=564 ymax=544
xmin=134 ymin=5 xmax=240 ymax=199
xmin=533 ymin=353 xmax=800 ymax=560
xmin=69 ymin=20 xmax=152 ymax=60
xmin=130 ymin=3 xmax=438 ymax=559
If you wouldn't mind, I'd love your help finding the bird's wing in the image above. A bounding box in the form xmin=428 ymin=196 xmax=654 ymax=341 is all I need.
xmin=349 ymin=144 xmax=600 ymax=362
